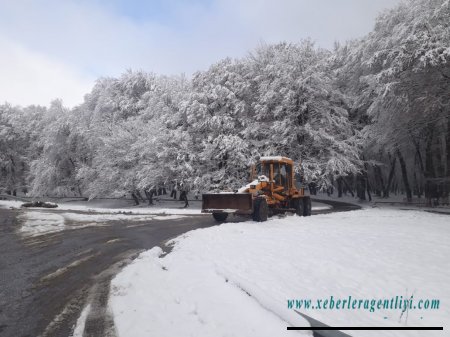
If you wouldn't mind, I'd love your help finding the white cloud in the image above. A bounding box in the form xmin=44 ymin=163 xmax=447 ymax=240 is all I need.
xmin=0 ymin=35 xmax=95 ymax=107
xmin=222 ymin=0 xmax=403 ymax=47
xmin=0 ymin=0 xmax=402 ymax=107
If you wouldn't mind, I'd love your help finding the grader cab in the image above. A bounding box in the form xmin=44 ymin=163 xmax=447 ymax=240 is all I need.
xmin=202 ymin=156 xmax=311 ymax=222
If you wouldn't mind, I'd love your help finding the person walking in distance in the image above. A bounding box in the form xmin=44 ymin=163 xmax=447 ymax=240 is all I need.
xmin=170 ymin=181 xmax=177 ymax=200
xmin=180 ymin=190 xmax=189 ymax=208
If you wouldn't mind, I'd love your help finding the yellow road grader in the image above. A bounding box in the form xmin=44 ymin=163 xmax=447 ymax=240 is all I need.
xmin=202 ymin=156 xmax=311 ymax=222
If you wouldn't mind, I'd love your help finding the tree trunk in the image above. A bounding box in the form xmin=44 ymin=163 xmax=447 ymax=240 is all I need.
xmin=384 ymin=156 xmax=397 ymax=198
xmin=337 ymin=177 xmax=343 ymax=197
xmin=424 ymin=128 xmax=435 ymax=205
xmin=445 ymin=115 xmax=450 ymax=204
xmin=362 ymin=160 xmax=372 ymax=201
xmin=447 ymin=115 xmax=450 ymax=179
xmin=435 ymin=115 xmax=450 ymax=205
xmin=356 ymin=174 xmax=366 ymax=201
xmin=135 ymin=190 xmax=145 ymax=202
xmin=342 ymin=177 xmax=354 ymax=197
xmin=412 ymin=139 xmax=425 ymax=175
xmin=413 ymin=149 xmax=424 ymax=198
xmin=131 ymin=192 xmax=140 ymax=205
xmin=374 ymin=165 xmax=385 ymax=197
xmin=397 ymin=149 xmax=412 ymax=202
xmin=425 ymin=130 xmax=435 ymax=178
xmin=329 ymin=176 xmax=334 ymax=195
xmin=413 ymin=171 xmax=422 ymax=198
xmin=436 ymin=134 xmax=445 ymax=178
xmin=365 ymin=175 xmax=372 ymax=202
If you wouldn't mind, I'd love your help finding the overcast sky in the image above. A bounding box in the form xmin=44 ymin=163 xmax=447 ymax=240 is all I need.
xmin=0 ymin=0 xmax=402 ymax=107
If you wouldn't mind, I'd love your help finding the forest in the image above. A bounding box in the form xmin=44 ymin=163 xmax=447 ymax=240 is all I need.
xmin=1 ymin=0 xmax=449 ymax=204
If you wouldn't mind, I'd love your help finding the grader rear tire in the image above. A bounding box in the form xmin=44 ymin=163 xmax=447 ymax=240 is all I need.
xmin=292 ymin=198 xmax=304 ymax=216
xmin=303 ymin=196 xmax=312 ymax=216
xmin=252 ymin=198 xmax=268 ymax=222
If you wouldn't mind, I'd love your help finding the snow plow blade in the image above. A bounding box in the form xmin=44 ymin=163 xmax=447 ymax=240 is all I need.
xmin=202 ymin=193 xmax=253 ymax=214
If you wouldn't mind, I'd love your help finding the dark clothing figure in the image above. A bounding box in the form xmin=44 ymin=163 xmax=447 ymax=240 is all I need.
xmin=147 ymin=186 xmax=157 ymax=205
xmin=145 ymin=190 xmax=153 ymax=205
xmin=170 ymin=189 xmax=177 ymax=199
xmin=180 ymin=190 xmax=189 ymax=208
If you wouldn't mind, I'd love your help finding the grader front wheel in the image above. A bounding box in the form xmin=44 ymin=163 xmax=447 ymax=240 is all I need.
xmin=213 ymin=212 xmax=228 ymax=222
xmin=292 ymin=198 xmax=304 ymax=216
xmin=253 ymin=198 xmax=268 ymax=222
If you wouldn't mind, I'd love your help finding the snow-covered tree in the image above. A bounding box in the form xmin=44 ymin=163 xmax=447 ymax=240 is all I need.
xmin=342 ymin=0 xmax=450 ymax=201
xmin=2 ymin=0 xmax=447 ymax=202
xmin=29 ymin=100 xmax=88 ymax=196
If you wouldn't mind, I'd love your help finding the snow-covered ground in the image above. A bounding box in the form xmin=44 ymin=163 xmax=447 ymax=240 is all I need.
xmin=0 ymin=199 xmax=202 ymax=215
xmin=1 ymin=199 xmax=331 ymax=236
xmin=0 ymin=198 xmax=198 ymax=236
xmin=109 ymin=209 xmax=450 ymax=337
xmin=314 ymin=192 xmax=450 ymax=214
xmin=0 ymin=197 xmax=331 ymax=215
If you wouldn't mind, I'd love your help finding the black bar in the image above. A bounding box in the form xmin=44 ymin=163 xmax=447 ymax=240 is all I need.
xmin=287 ymin=327 xmax=443 ymax=331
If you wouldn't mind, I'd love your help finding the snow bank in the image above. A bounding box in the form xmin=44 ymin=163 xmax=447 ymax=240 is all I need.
xmin=0 ymin=199 xmax=201 ymax=215
xmin=61 ymin=212 xmax=184 ymax=223
xmin=18 ymin=211 xmax=65 ymax=236
xmin=17 ymin=211 xmax=185 ymax=236
xmin=109 ymin=209 xmax=450 ymax=337
xmin=0 ymin=199 xmax=23 ymax=209
xmin=54 ymin=205 xmax=201 ymax=216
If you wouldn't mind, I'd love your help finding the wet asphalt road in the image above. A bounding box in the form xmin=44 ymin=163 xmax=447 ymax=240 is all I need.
xmin=0 ymin=209 xmax=218 ymax=337
xmin=0 ymin=199 xmax=359 ymax=337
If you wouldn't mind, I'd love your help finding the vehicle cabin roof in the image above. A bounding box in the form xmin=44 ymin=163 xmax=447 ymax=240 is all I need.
xmin=260 ymin=156 xmax=294 ymax=165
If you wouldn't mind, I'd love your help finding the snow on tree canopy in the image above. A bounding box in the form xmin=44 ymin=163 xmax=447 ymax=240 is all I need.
xmin=1 ymin=0 xmax=447 ymax=198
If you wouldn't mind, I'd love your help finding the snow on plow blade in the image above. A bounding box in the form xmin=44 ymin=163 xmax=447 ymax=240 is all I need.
xmin=202 ymin=193 xmax=253 ymax=214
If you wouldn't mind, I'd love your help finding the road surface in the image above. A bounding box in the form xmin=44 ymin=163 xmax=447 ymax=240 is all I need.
xmin=0 ymin=199 xmax=359 ymax=337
